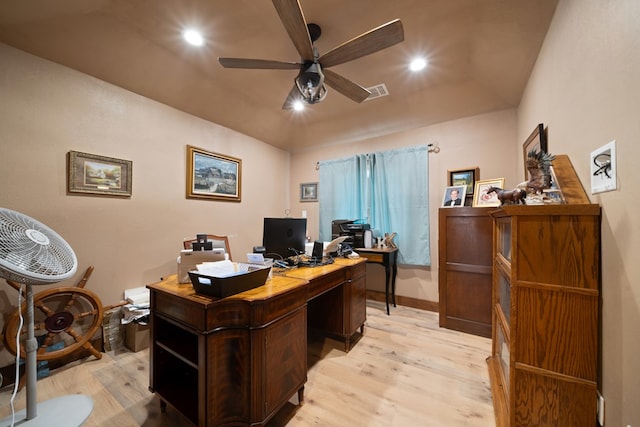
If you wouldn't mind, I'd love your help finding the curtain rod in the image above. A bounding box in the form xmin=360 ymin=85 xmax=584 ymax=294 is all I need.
xmin=316 ymin=143 xmax=440 ymax=170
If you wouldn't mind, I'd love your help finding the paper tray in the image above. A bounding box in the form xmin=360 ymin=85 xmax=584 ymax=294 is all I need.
xmin=188 ymin=267 xmax=271 ymax=298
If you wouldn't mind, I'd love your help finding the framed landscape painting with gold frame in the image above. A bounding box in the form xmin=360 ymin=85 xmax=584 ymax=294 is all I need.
xmin=67 ymin=150 xmax=132 ymax=197
xmin=186 ymin=145 xmax=241 ymax=202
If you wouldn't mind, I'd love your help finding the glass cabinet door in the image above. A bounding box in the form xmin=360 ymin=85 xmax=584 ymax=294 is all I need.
xmin=496 ymin=218 xmax=512 ymax=262
xmin=496 ymin=322 xmax=510 ymax=388
xmin=497 ymin=272 xmax=511 ymax=326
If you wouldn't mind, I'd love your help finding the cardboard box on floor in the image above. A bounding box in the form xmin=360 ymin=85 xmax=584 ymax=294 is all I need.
xmin=125 ymin=322 xmax=149 ymax=352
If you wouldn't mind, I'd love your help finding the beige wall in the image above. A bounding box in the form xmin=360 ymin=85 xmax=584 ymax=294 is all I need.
xmin=290 ymin=110 xmax=518 ymax=301
xmin=0 ymin=43 xmax=291 ymax=363
xmin=2 ymin=1 xmax=637 ymax=423
xmin=517 ymin=0 xmax=640 ymax=425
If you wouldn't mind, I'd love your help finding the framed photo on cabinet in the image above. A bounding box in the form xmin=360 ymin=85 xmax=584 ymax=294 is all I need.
xmin=442 ymin=185 xmax=466 ymax=207
xmin=472 ymin=178 xmax=505 ymax=207
xmin=448 ymin=167 xmax=479 ymax=198
xmin=522 ymin=123 xmax=547 ymax=180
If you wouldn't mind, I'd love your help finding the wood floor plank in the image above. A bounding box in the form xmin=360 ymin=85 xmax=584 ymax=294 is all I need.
xmin=0 ymin=301 xmax=495 ymax=426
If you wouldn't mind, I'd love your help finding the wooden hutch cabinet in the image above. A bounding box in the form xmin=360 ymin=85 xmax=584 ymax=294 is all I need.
xmin=486 ymin=155 xmax=601 ymax=426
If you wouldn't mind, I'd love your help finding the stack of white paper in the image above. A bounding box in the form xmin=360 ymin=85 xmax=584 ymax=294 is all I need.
xmin=124 ymin=286 xmax=150 ymax=306
xmin=196 ymin=260 xmax=238 ymax=277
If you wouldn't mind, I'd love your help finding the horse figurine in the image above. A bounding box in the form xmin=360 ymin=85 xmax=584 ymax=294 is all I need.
xmin=486 ymin=186 xmax=526 ymax=205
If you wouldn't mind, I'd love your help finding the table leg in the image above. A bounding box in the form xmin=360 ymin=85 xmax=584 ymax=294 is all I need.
xmin=384 ymin=262 xmax=391 ymax=315
xmin=391 ymin=252 xmax=398 ymax=307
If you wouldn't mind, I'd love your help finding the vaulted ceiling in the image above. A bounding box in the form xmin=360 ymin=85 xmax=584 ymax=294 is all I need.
xmin=0 ymin=0 xmax=558 ymax=152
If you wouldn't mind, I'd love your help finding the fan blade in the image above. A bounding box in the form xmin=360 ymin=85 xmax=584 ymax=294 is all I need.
xmin=323 ymin=69 xmax=371 ymax=103
xmin=219 ymin=57 xmax=301 ymax=70
xmin=282 ymin=84 xmax=303 ymax=110
xmin=272 ymin=0 xmax=314 ymax=60
xmin=319 ymin=19 xmax=404 ymax=68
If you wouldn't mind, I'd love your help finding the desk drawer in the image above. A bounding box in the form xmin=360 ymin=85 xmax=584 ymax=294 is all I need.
xmin=361 ymin=253 xmax=384 ymax=263
xmin=154 ymin=291 xmax=207 ymax=332
xmin=307 ymin=269 xmax=346 ymax=300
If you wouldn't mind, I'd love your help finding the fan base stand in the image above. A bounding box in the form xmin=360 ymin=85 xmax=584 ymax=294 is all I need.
xmin=0 ymin=395 xmax=93 ymax=427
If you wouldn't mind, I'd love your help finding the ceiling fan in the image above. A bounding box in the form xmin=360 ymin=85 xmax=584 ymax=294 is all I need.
xmin=218 ymin=0 xmax=404 ymax=109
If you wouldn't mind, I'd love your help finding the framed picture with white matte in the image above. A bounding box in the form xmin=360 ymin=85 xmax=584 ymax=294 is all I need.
xmin=472 ymin=178 xmax=505 ymax=207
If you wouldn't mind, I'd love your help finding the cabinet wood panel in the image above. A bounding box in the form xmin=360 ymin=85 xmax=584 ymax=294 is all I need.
xmin=439 ymin=207 xmax=493 ymax=337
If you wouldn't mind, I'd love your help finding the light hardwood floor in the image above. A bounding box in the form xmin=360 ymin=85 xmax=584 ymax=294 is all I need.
xmin=0 ymin=301 xmax=495 ymax=426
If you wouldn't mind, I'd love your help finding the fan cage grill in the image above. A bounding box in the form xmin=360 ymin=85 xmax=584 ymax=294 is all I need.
xmin=0 ymin=208 xmax=77 ymax=285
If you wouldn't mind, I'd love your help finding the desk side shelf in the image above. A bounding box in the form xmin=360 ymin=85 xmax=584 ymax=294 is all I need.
xmin=150 ymin=314 xmax=200 ymax=423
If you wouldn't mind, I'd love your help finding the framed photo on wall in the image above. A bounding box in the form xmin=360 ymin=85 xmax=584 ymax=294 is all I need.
xmin=300 ymin=182 xmax=318 ymax=202
xmin=472 ymin=178 xmax=505 ymax=207
xmin=67 ymin=150 xmax=132 ymax=197
xmin=448 ymin=167 xmax=479 ymax=197
xmin=186 ymin=145 xmax=241 ymax=202
xmin=442 ymin=185 xmax=467 ymax=207
xmin=522 ymin=123 xmax=547 ymax=180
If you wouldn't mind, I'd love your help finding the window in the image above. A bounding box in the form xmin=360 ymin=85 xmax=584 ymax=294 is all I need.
xmin=318 ymin=145 xmax=430 ymax=266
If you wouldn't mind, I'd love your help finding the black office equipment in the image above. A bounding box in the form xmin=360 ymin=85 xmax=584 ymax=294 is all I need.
xmin=192 ymin=234 xmax=213 ymax=251
xmin=262 ymin=217 xmax=307 ymax=259
xmin=331 ymin=219 xmax=371 ymax=248
xmin=311 ymin=241 xmax=324 ymax=262
xmin=188 ymin=267 xmax=270 ymax=298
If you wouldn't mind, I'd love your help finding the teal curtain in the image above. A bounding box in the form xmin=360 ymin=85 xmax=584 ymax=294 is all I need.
xmin=318 ymin=145 xmax=430 ymax=266
xmin=318 ymin=155 xmax=366 ymax=241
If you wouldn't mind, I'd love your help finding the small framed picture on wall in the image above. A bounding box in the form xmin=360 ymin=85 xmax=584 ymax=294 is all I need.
xmin=300 ymin=182 xmax=318 ymax=202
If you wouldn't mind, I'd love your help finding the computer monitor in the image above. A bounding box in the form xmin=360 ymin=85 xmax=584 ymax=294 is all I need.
xmin=262 ymin=217 xmax=307 ymax=259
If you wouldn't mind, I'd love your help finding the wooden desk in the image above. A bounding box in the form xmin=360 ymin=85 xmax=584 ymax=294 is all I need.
xmin=355 ymin=247 xmax=398 ymax=315
xmin=147 ymin=258 xmax=366 ymax=426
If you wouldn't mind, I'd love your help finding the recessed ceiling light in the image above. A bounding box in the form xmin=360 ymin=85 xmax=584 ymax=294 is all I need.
xmin=409 ymin=57 xmax=427 ymax=72
xmin=183 ymin=29 xmax=204 ymax=46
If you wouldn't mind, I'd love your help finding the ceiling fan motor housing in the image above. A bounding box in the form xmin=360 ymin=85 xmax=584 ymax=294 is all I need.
xmin=296 ymin=62 xmax=326 ymax=103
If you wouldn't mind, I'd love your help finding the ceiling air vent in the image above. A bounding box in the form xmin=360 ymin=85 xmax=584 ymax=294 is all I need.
xmin=365 ymin=83 xmax=389 ymax=101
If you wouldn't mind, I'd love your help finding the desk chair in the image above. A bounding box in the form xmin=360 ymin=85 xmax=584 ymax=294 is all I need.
xmin=183 ymin=234 xmax=232 ymax=261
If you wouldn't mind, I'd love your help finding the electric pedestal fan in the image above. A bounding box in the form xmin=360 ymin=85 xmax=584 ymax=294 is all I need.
xmin=0 ymin=208 xmax=93 ymax=427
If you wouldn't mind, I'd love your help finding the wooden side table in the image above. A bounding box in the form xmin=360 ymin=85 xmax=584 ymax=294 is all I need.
xmin=354 ymin=247 xmax=398 ymax=315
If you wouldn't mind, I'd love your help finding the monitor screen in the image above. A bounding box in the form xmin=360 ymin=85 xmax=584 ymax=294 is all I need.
xmin=262 ymin=217 xmax=307 ymax=259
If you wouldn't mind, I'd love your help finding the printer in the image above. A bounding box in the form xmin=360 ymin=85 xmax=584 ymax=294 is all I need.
xmin=331 ymin=219 xmax=372 ymax=248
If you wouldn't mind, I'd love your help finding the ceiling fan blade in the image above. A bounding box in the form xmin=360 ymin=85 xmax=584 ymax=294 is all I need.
xmin=323 ymin=69 xmax=371 ymax=103
xmin=319 ymin=19 xmax=404 ymax=68
xmin=219 ymin=57 xmax=301 ymax=70
xmin=272 ymin=0 xmax=314 ymax=60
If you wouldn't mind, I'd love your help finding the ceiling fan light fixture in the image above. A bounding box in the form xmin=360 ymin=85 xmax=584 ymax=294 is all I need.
xmin=183 ymin=29 xmax=204 ymax=46
xmin=409 ymin=57 xmax=427 ymax=72
xmin=295 ymin=63 xmax=327 ymax=104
